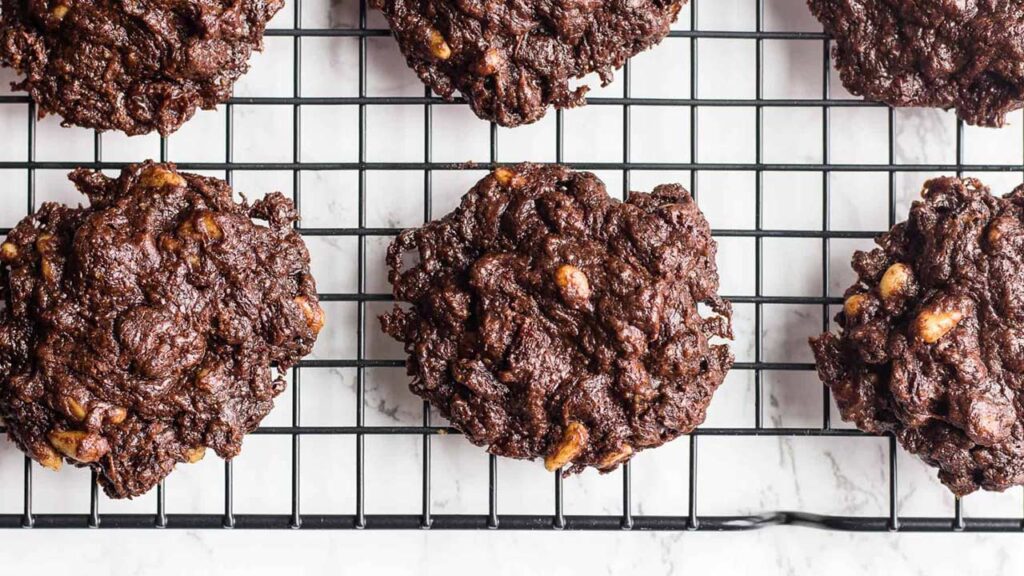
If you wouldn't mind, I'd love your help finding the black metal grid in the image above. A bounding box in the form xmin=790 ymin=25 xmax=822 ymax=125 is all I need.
xmin=0 ymin=0 xmax=1023 ymax=532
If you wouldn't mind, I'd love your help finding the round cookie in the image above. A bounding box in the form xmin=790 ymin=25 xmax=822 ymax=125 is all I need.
xmin=370 ymin=0 xmax=686 ymax=127
xmin=808 ymin=0 xmax=1024 ymax=127
xmin=812 ymin=177 xmax=1024 ymax=495
xmin=0 ymin=162 xmax=323 ymax=498
xmin=381 ymin=164 xmax=733 ymax=474
xmin=0 ymin=0 xmax=283 ymax=135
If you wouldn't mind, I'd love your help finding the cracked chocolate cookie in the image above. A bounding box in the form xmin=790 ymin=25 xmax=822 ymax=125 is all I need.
xmin=370 ymin=0 xmax=686 ymax=127
xmin=808 ymin=0 xmax=1024 ymax=127
xmin=812 ymin=176 xmax=1024 ymax=496
xmin=381 ymin=164 xmax=732 ymax=474
xmin=0 ymin=162 xmax=323 ymax=498
xmin=0 ymin=0 xmax=282 ymax=135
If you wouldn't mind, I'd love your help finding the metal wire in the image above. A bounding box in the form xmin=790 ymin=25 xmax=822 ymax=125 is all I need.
xmin=1 ymin=0 xmax=1023 ymax=532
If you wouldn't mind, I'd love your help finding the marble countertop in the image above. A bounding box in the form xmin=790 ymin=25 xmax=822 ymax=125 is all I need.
xmin=2 ymin=0 xmax=1024 ymax=572
xmin=3 ymin=528 xmax=1023 ymax=574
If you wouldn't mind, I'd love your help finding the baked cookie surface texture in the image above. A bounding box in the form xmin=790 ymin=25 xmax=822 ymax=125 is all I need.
xmin=812 ymin=176 xmax=1024 ymax=495
xmin=0 ymin=162 xmax=323 ymax=498
xmin=0 ymin=0 xmax=283 ymax=135
xmin=371 ymin=0 xmax=687 ymax=126
xmin=382 ymin=164 xmax=732 ymax=474
xmin=808 ymin=0 xmax=1024 ymax=127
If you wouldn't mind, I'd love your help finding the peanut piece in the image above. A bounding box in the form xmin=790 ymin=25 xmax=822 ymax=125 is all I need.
xmin=986 ymin=215 xmax=1014 ymax=248
xmin=195 ymin=214 xmax=223 ymax=240
xmin=915 ymin=307 xmax=965 ymax=344
xmin=185 ymin=446 xmax=206 ymax=464
xmin=178 ymin=220 xmax=196 ymax=238
xmin=988 ymin=226 xmax=1001 ymax=246
xmin=37 ymin=445 xmax=63 ymax=471
xmin=493 ymin=167 xmax=515 ymax=186
xmin=294 ymin=296 xmax=325 ymax=334
xmin=598 ymin=444 xmax=633 ymax=470
xmin=35 ymin=233 xmax=55 ymax=253
xmin=477 ymin=48 xmax=501 ymax=75
xmin=160 ymin=235 xmax=182 ymax=252
xmin=107 ymin=407 xmax=127 ymax=425
xmin=48 ymin=429 xmax=109 ymax=463
xmin=41 ymin=259 xmax=57 ymax=282
xmin=554 ymin=264 xmax=591 ymax=302
xmin=48 ymin=430 xmax=85 ymax=459
xmin=544 ymin=421 xmax=589 ymax=471
xmin=141 ymin=166 xmax=186 ymax=189
xmin=67 ymin=398 xmax=87 ymax=421
xmin=428 ymin=30 xmax=451 ymax=60
xmin=0 ymin=242 xmax=18 ymax=262
xmin=843 ymin=293 xmax=868 ymax=317
xmin=880 ymin=263 xmax=913 ymax=301
xmin=51 ymin=4 xmax=68 ymax=18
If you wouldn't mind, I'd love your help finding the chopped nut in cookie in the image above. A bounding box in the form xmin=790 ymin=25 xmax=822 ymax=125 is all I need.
xmin=427 ymin=30 xmax=451 ymax=60
xmin=36 ymin=444 xmax=63 ymax=471
xmin=545 ymin=422 xmax=589 ymax=471
xmin=492 ymin=167 xmax=515 ymax=186
xmin=879 ymin=263 xmax=915 ymax=302
xmin=598 ymin=444 xmax=634 ymax=470
xmin=48 ymin=429 xmax=109 ymax=463
xmin=186 ymin=446 xmax=207 ymax=464
xmin=0 ymin=242 xmax=17 ymax=262
xmin=554 ymin=264 xmax=591 ymax=304
xmin=843 ymin=293 xmax=868 ymax=317
xmin=140 ymin=167 xmax=186 ymax=189
xmin=914 ymin=305 xmax=966 ymax=344
xmin=295 ymin=296 xmax=326 ymax=335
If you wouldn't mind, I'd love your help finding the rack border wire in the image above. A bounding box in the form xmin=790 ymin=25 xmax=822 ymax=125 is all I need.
xmin=1 ymin=0 xmax=1023 ymax=532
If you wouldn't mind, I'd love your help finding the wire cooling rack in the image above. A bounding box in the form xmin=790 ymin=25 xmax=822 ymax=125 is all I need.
xmin=1 ymin=0 xmax=1024 ymax=531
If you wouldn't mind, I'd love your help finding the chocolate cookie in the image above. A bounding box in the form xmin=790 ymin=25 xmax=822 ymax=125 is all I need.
xmin=0 ymin=0 xmax=282 ymax=135
xmin=0 ymin=162 xmax=323 ymax=498
xmin=370 ymin=0 xmax=686 ymax=127
xmin=812 ymin=177 xmax=1024 ymax=496
xmin=381 ymin=165 xmax=732 ymax=474
xmin=808 ymin=0 xmax=1024 ymax=127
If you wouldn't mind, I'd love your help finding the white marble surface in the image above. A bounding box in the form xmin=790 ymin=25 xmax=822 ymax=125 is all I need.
xmin=3 ymin=529 xmax=1024 ymax=574
xmin=3 ymin=0 xmax=1024 ymax=572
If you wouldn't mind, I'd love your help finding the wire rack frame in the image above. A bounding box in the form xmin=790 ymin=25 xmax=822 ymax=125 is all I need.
xmin=0 ymin=0 xmax=1023 ymax=532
